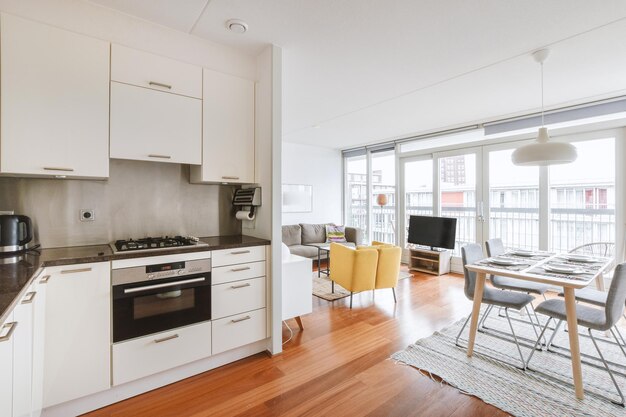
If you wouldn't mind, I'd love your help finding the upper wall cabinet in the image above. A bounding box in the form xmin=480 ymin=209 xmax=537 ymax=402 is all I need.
xmin=0 ymin=14 xmax=110 ymax=179
xmin=110 ymin=45 xmax=202 ymax=165
xmin=190 ymin=69 xmax=255 ymax=184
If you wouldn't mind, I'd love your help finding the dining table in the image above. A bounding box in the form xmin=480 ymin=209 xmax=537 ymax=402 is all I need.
xmin=465 ymin=249 xmax=614 ymax=400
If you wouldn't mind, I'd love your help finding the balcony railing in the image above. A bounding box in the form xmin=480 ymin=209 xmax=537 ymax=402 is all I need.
xmin=349 ymin=204 xmax=615 ymax=255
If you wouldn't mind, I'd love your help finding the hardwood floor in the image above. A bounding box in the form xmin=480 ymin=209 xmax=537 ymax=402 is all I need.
xmin=86 ymin=266 xmax=510 ymax=417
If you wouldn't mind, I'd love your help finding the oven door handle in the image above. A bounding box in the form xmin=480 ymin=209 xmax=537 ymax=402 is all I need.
xmin=123 ymin=277 xmax=206 ymax=294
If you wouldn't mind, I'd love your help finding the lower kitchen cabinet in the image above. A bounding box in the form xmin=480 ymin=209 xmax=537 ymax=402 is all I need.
xmin=212 ymin=308 xmax=267 ymax=355
xmin=12 ymin=290 xmax=34 ymax=417
xmin=0 ymin=312 xmax=15 ymax=417
xmin=42 ymin=262 xmax=111 ymax=408
xmin=112 ymin=321 xmax=212 ymax=386
xmin=31 ymin=275 xmax=47 ymax=417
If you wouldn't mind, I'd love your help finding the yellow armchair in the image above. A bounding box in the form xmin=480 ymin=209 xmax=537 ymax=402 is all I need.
xmin=329 ymin=242 xmax=378 ymax=308
xmin=370 ymin=241 xmax=403 ymax=302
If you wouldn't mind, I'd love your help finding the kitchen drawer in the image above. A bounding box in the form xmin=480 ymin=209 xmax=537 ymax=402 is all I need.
xmin=212 ymin=277 xmax=265 ymax=320
xmin=212 ymin=308 xmax=266 ymax=355
xmin=212 ymin=261 xmax=265 ymax=285
xmin=111 ymin=44 xmax=202 ymax=98
xmin=212 ymin=246 xmax=266 ymax=267
xmin=112 ymin=321 xmax=211 ymax=386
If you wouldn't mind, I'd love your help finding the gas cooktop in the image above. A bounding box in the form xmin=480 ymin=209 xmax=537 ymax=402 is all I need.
xmin=110 ymin=236 xmax=208 ymax=253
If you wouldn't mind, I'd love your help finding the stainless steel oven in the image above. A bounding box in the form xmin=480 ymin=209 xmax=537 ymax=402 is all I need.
xmin=112 ymin=258 xmax=211 ymax=343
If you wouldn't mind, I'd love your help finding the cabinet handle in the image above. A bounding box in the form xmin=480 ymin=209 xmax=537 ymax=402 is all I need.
xmin=231 ymin=250 xmax=250 ymax=255
xmin=231 ymin=267 xmax=251 ymax=272
xmin=230 ymin=283 xmax=251 ymax=289
xmin=154 ymin=334 xmax=179 ymax=344
xmin=221 ymin=176 xmax=240 ymax=180
xmin=44 ymin=167 xmax=74 ymax=172
xmin=39 ymin=275 xmax=51 ymax=284
xmin=148 ymin=81 xmax=172 ymax=90
xmin=61 ymin=267 xmax=92 ymax=274
xmin=148 ymin=154 xmax=172 ymax=159
xmin=231 ymin=315 xmax=251 ymax=323
xmin=0 ymin=322 xmax=17 ymax=342
xmin=21 ymin=291 xmax=36 ymax=304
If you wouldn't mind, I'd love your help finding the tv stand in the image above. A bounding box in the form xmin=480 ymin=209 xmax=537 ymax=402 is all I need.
xmin=408 ymin=247 xmax=451 ymax=276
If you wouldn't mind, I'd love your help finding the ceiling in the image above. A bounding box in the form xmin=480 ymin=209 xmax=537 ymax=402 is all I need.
xmin=88 ymin=0 xmax=626 ymax=149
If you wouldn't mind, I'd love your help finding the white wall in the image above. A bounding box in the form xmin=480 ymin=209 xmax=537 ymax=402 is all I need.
xmin=281 ymin=142 xmax=342 ymax=226
xmin=247 ymin=45 xmax=283 ymax=355
xmin=0 ymin=0 xmax=256 ymax=80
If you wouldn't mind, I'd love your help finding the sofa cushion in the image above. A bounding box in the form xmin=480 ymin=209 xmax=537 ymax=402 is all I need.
xmin=325 ymin=225 xmax=347 ymax=243
xmin=282 ymin=224 xmax=302 ymax=246
xmin=300 ymin=223 xmax=328 ymax=244
xmin=289 ymin=245 xmax=324 ymax=259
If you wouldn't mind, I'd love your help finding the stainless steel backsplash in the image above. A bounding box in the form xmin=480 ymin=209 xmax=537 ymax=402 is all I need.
xmin=0 ymin=160 xmax=241 ymax=248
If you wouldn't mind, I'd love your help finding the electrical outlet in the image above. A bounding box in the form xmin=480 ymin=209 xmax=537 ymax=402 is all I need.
xmin=80 ymin=209 xmax=95 ymax=222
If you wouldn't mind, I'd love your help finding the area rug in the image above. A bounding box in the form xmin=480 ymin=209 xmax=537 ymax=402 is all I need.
xmin=313 ymin=271 xmax=412 ymax=301
xmin=392 ymin=309 xmax=626 ymax=417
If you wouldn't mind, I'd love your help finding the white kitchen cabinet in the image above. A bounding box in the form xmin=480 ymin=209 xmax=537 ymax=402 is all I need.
xmin=0 ymin=312 xmax=15 ymax=417
xmin=42 ymin=263 xmax=111 ymax=408
xmin=112 ymin=321 xmax=211 ymax=386
xmin=31 ymin=274 xmax=47 ymax=417
xmin=212 ymin=261 xmax=266 ymax=285
xmin=12 ymin=289 xmax=34 ymax=417
xmin=111 ymin=44 xmax=202 ymax=99
xmin=190 ymin=69 xmax=255 ymax=184
xmin=0 ymin=13 xmax=110 ymax=179
xmin=212 ymin=308 xmax=266 ymax=355
xmin=212 ymin=246 xmax=266 ymax=268
xmin=110 ymin=82 xmax=202 ymax=165
xmin=212 ymin=277 xmax=266 ymax=320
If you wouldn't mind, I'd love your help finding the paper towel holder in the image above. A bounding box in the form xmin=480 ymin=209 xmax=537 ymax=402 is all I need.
xmin=233 ymin=187 xmax=261 ymax=220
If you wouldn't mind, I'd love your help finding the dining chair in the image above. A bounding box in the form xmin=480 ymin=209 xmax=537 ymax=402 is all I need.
xmin=526 ymin=263 xmax=626 ymax=405
xmin=559 ymin=242 xmax=617 ymax=304
xmin=456 ymin=243 xmax=537 ymax=369
xmin=485 ymin=239 xmax=551 ymax=298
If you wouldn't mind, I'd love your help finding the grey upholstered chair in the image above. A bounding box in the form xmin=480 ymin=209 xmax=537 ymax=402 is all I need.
xmin=557 ymin=242 xmax=617 ymax=308
xmin=485 ymin=238 xmax=550 ymax=297
xmin=456 ymin=243 xmax=537 ymax=368
xmin=527 ymin=263 xmax=626 ymax=405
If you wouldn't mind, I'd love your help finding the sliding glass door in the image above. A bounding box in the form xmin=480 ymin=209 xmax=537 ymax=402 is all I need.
xmin=485 ymin=146 xmax=540 ymax=251
xmin=435 ymin=148 xmax=482 ymax=256
xmin=399 ymin=156 xmax=433 ymax=248
xmin=370 ymin=150 xmax=396 ymax=243
xmin=344 ymin=154 xmax=368 ymax=238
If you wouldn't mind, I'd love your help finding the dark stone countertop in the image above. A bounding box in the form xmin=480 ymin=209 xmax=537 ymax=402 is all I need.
xmin=0 ymin=235 xmax=270 ymax=325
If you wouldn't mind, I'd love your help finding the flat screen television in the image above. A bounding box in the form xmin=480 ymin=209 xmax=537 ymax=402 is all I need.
xmin=407 ymin=215 xmax=457 ymax=250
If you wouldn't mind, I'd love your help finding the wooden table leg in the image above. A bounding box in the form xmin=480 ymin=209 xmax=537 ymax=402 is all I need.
xmin=467 ymin=272 xmax=486 ymax=357
xmin=295 ymin=316 xmax=304 ymax=330
xmin=564 ymin=287 xmax=584 ymax=400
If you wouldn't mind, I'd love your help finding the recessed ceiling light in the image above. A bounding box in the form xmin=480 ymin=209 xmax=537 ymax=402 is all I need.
xmin=312 ymin=124 xmax=321 ymax=129
xmin=226 ymin=19 xmax=248 ymax=34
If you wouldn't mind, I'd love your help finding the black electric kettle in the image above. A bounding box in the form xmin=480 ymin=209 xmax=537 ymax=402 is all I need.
xmin=0 ymin=214 xmax=33 ymax=253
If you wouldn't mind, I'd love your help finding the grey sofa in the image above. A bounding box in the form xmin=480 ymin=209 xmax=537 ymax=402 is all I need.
xmin=282 ymin=223 xmax=362 ymax=259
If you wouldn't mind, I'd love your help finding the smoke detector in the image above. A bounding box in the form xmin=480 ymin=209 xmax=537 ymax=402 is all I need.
xmin=226 ymin=19 xmax=248 ymax=34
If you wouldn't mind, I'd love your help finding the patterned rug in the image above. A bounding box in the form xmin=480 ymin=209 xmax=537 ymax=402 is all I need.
xmin=392 ymin=309 xmax=626 ymax=417
xmin=312 ymin=271 xmax=412 ymax=301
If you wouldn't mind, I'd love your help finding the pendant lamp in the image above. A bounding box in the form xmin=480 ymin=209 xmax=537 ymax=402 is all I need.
xmin=511 ymin=49 xmax=577 ymax=166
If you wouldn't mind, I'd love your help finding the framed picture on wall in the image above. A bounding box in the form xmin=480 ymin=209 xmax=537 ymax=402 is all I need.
xmin=282 ymin=184 xmax=313 ymax=213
